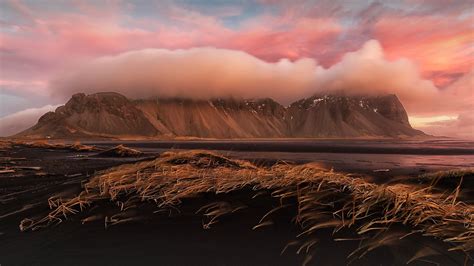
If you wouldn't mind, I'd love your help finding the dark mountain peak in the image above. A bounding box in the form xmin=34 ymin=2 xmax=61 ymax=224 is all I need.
xmin=24 ymin=92 xmax=157 ymax=138
xmin=18 ymin=91 xmax=425 ymax=139
xmin=55 ymin=92 xmax=132 ymax=118
xmin=284 ymin=93 xmax=420 ymax=137
xmin=364 ymin=94 xmax=410 ymax=126
xmin=243 ymin=98 xmax=286 ymax=116
xmin=288 ymin=93 xmax=410 ymax=125
xmin=207 ymin=97 xmax=284 ymax=116
xmin=68 ymin=92 xmax=127 ymax=105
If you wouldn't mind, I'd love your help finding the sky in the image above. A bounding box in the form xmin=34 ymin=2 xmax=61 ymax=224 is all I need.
xmin=0 ymin=0 xmax=472 ymax=138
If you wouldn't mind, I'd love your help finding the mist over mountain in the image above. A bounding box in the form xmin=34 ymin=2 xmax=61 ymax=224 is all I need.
xmin=17 ymin=92 xmax=425 ymax=139
xmin=50 ymin=41 xmax=438 ymax=114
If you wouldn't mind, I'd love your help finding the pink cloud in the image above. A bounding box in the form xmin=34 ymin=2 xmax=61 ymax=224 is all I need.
xmin=374 ymin=15 xmax=474 ymax=87
xmin=1 ymin=1 xmax=471 ymax=90
xmin=415 ymin=112 xmax=474 ymax=139
xmin=227 ymin=17 xmax=342 ymax=62
xmin=1 ymin=6 xmax=344 ymax=96
xmin=50 ymin=40 xmax=440 ymax=113
xmin=0 ymin=79 xmax=47 ymax=95
xmin=0 ymin=1 xmax=472 ymax=138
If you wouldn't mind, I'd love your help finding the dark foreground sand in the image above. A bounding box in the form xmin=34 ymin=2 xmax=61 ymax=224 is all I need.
xmin=0 ymin=142 xmax=472 ymax=265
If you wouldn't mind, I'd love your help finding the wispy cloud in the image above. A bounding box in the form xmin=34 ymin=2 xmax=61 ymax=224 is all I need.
xmin=0 ymin=104 xmax=59 ymax=136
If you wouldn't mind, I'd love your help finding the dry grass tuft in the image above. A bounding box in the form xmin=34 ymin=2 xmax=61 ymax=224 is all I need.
xmin=418 ymin=168 xmax=474 ymax=187
xmin=0 ymin=140 xmax=12 ymax=150
xmin=14 ymin=140 xmax=99 ymax=152
xmin=20 ymin=150 xmax=474 ymax=262
xmin=159 ymin=150 xmax=255 ymax=169
xmin=397 ymin=168 xmax=474 ymax=205
xmin=96 ymin=144 xmax=142 ymax=157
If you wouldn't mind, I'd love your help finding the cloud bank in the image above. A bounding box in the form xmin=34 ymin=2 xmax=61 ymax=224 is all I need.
xmin=51 ymin=40 xmax=439 ymax=113
xmin=1 ymin=1 xmax=471 ymax=138
xmin=413 ymin=112 xmax=474 ymax=139
xmin=0 ymin=105 xmax=59 ymax=136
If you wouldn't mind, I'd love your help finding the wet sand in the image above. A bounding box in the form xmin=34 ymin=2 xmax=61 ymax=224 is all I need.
xmin=88 ymin=139 xmax=474 ymax=182
xmin=86 ymin=139 xmax=474 ymax=155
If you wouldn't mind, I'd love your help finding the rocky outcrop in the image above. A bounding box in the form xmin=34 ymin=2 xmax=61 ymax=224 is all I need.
xmin=17 ymin=92 xmax=425 ymax=139
xmin=134 ymin=98 xmax=287 ymax=138
xmin=285 ymin=94 xmax=421 ymax=137
xmin=21 ymin=92 xmax=158 ymax=138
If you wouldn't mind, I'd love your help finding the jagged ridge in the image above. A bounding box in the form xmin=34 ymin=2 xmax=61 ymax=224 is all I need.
xmin=17 ymin=92 xmax=425 ymax=139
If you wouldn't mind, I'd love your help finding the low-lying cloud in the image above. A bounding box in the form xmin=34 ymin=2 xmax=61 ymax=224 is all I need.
xmin=0 ymin=105 xmax=60 ymax=136
xmin=413 ymin=112 xmax=474 ymax=139
xmin=2 ymin=40 xmax=471 ymax=138
xmin=51 ymin=40 xmax=440 ymax=113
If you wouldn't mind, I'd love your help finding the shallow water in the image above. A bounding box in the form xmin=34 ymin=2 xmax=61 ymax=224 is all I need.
xmin=84 ymin=139 xmax=474 ymax=178
xmin=86 ymin=139 xmax=474 ymax=154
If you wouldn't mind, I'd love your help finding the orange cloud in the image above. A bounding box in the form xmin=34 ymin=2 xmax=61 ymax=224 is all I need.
xmin=1 ymin=1 xmax=472 ymax=138
xmin=51 ymin=40 xmax=439 ymax=113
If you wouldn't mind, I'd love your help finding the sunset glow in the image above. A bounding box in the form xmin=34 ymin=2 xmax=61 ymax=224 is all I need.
xmin=0 ymin=0 xmax=472 ymax=138
xmin=1 ymin=2 xmax=473 ymax=263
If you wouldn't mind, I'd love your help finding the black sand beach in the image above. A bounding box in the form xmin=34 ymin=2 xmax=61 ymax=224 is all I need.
xmin=0 ymin=140 xmax=472 ymax=265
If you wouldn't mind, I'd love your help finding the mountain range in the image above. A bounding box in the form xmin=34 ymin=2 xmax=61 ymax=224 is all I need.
xmin=17 ymin=92 xmax=425 ymax=139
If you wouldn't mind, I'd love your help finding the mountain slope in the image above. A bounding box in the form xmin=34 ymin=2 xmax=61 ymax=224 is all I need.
xmin=134 ymin=98 xmax=287 ymax=138
xmin=19 ymin=93 xmax=158 ymax=138
xmin=17 ymin=92 xmax=425 ymax=139
xmin=286 ymin=95 xmax=422 ymax=137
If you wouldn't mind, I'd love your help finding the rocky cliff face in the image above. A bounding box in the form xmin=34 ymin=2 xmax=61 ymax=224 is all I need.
xmin=134 ymin=97 xmax=287 ymax=138
xmin=23 ymin=93 xmax=158 ymax=138
xmin=285 ymin=94 xmax=419 ymax=137
xmin=17 ymin=92 xmax=425 ymax=139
